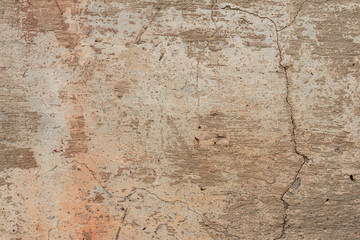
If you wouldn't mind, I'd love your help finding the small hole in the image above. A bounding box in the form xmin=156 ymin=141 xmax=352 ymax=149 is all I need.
xmin=350 ymin=175 xmax=354 ymax=181
xmin=326 ymin=199 xmax=329 ymax=202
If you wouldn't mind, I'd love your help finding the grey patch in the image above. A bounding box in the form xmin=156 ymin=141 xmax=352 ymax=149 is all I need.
xmin=291 ymin=177 xmax=301 ymax=190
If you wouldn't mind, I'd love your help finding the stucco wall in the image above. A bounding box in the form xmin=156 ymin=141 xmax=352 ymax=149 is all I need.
xmin=1 ymin=0 xmax=360 ymax=239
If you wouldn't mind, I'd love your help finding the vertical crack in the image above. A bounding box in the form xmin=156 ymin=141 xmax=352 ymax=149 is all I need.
xmin=276 ymin=12 xmax=310 ymax=240
xmin=221 ymin=5 xmax=310 ymax=239
xmin=276 ymin=63 xmax=310 ymax=239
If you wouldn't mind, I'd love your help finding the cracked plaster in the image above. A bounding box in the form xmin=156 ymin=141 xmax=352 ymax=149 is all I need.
xmin=1 ymin=0 xmax=360 ymax=239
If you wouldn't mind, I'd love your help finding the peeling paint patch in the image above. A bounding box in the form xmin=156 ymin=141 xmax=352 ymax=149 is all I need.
xmin=0 ymin=144 xmax=37 ymax=170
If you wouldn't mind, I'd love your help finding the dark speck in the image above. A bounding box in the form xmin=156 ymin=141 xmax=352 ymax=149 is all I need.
xmin=350 ymin=175 xmax=354 ymax=181
xmin=159 ymin=52 xmax=164 ymax=61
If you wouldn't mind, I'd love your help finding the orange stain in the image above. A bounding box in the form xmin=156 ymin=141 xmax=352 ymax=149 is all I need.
xmin=59 ymin=79 xmax=117 ymax=239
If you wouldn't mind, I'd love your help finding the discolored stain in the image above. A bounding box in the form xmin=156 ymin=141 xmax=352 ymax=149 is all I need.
xmin=92 ymin=192 xmax=105 ymax=203
xmin=114 ymin=81 xmax=131 ymax=99
xmin=180 ymin=29 xmax=213 ymax=43
xmin=287 ymin=1 xmax=360 ymax=77
xmin=64 ymin=115 xmax=89 ymax=158
xmin=0 ymin=111 xmax=40 ymax=142
xmin=0 ymin=74 xmax=40 ymax=172
xmin=165 ymin=115 xmax=227 ymax=186
xmin=0 ymin=178 xmax=8 ymax=186
xmin=82 ymin=230 xmax=92 ymax=240
xmin=2 ymin=0 xmax=360 ymax=239
xmin=0 ymin=144 xmax=38 ymax=170
xmin=16 ymin=0 xmax=80 ymax=48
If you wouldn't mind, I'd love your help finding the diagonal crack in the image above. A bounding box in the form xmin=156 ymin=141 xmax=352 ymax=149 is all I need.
xmin=66 ymin=160 xmax=113 ymax=197
xmin=114 ymin=226 xmax=121 ymax=240
xmin=221 ymin=5 xmax=310 ymax=239
xmin=54 ymin=0 xmax=64 ymax=16
xmin=278 ymin=0 xmax=309 ymax=32
xmin=134 ymin=5 xmax=162 ymax=44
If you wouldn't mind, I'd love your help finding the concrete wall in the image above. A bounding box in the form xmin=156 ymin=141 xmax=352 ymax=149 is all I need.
xmin=1 ymin=0 xmax=360 ymax=239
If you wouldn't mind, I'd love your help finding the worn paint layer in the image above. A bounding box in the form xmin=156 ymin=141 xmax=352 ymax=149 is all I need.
xmin=1 ymin=0 xmax=360 ymax=239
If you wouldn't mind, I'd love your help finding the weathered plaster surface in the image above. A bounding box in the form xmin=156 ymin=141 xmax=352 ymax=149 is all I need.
xmin=1 ymin=0 xmax=360 ymax=239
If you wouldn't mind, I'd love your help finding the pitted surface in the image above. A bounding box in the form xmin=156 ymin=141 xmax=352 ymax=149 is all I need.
xmin=1 ymin=0 xmax=360 ymax=239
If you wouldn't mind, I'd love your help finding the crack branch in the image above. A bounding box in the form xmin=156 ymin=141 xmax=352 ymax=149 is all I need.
xmin=201 ymin=219 xmax=242 ymax=240
xmin=221 ymin=5 xmax=284 ymax=63
xmin=278 ymin=0 xmax=309 ymax=31
xmin=121 ymin=187 xmax=241 ymax=238
xmin=202 ymin=222 xmax=240 ymax=240
xmin=135 ymin=188 xmax=203 ymax=218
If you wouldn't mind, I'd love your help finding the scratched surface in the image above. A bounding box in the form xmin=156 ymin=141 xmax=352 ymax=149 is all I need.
xmin=0 ymin=0 xmax=360 ymax=239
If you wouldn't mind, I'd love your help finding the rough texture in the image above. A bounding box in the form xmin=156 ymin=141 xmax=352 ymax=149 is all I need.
xmin=1 ymin=0 xmax=360 ymax=239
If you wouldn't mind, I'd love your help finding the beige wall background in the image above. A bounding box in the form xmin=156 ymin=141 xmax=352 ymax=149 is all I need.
xmin=1 ymin=0 xmax=360 ymax=239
